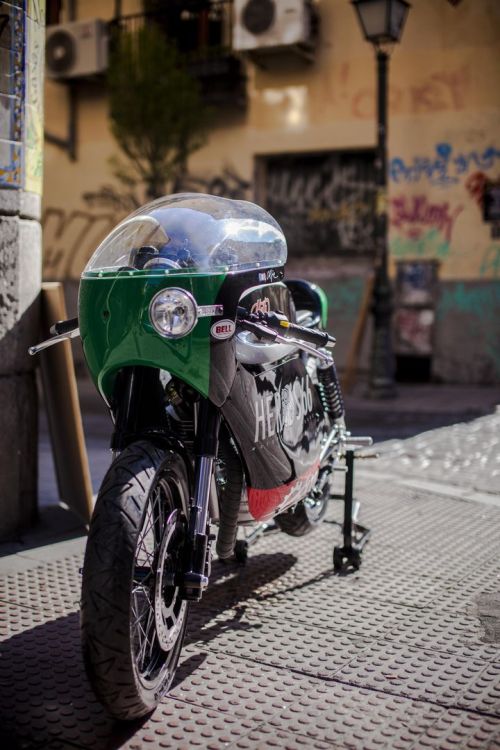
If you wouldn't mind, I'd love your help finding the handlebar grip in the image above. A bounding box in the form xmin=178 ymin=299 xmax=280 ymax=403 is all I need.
xmin=50 ymin=317 xmax=79 ymax=336
xmin=281 ymin=322 xmax=335 ymax=349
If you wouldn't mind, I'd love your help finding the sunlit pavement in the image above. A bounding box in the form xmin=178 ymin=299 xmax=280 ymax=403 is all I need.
xmin=1 ymin=392 xmax=499 ymax=749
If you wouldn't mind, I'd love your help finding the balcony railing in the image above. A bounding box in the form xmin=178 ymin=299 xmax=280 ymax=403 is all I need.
xmin=109 ymin=1 xmax=246 ymax=108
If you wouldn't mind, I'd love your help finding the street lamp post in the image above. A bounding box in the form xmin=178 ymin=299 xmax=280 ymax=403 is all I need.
xmin=351 ymin=0 xmax=410 ymax=398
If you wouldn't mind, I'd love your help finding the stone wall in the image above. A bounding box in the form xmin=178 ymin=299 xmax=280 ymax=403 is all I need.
xmin=0 ymin=1 xmax=45 ymax=538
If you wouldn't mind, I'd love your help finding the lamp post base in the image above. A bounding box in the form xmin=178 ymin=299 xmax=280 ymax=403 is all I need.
xmin=366 ymin=270 xmax=397 ymax=400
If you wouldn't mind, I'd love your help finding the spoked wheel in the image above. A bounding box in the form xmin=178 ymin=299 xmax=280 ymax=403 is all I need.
xmin=81 ymin=441 xmax=189 ymax=720
xmin=132 ymin=498 xmax=186 ymax=690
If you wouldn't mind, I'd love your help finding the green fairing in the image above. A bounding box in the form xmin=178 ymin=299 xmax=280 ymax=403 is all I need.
xmin=79 ymin=270 xmax=227 ymax=403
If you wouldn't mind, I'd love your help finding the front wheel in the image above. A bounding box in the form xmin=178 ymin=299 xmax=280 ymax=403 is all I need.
xmin=81 ymin=441 xmax=189 ymax=720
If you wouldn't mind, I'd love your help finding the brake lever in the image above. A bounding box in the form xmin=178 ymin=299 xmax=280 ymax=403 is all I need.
xmin=29 ymin=326 xmax=80 ymax=356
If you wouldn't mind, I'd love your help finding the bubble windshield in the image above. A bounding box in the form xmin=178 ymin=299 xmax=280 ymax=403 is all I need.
xmin=82 ymin=193 xmax=287 ymax=276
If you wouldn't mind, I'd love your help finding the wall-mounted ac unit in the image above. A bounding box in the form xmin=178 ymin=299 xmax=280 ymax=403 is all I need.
xmin=233 ymin=0 xmax=316 ymax=54
xmin=46 ymin=19 xmax=108 ymax=80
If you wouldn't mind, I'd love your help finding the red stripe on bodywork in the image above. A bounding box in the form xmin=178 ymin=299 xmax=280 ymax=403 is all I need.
xmin=248 ymin=463 xmax=320 ymax=521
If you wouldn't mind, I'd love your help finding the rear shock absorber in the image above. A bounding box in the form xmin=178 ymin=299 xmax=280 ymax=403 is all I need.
xmin=317 ymin=355 xmax=345 ymax=422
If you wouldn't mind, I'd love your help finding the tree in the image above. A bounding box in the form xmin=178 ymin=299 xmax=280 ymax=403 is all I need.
xmin=108 ymin=24 xmax=209 ymax=199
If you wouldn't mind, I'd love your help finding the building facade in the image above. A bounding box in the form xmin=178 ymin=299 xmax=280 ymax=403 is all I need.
xmin=43 ymin=0 xmax=500 ymax=383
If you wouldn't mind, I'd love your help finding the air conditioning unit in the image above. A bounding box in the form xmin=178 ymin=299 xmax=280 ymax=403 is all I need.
xmin=233 ymin=0 xmax=316 ymax=54
xmin=46 ymin=19 xmax=108 ymax=80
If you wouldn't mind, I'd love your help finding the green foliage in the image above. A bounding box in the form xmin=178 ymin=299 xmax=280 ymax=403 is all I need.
xmin=108 ymin=24 xmax=209 ymax=198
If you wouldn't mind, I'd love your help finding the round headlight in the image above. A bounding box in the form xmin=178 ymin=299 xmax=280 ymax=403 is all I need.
xmin=149 ymin=288 xmax=198 ymax=339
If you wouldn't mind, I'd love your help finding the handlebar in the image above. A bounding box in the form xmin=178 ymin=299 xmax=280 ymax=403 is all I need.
xmin=50 ymin=317 xmax=79 ymax=336
xmin=236 ymin=307 xmax=335 ymax=350
xmin=29 ymin=317 xmax=80 ymax=356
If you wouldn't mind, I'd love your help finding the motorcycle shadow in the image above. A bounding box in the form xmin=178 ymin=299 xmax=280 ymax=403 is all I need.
xmin=0 ymin=610 xmax=134 ymax=749
xmin=184 ymin=551 xmax=298 ymax=646
xmin=0 ymin=551 xmax=297 ymax=749
xmin=175 ymin=550 xmax=300 ymax=690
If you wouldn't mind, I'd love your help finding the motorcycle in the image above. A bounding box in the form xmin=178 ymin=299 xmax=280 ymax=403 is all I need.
xmin=30 ymin=193 xmax=371 ymax=720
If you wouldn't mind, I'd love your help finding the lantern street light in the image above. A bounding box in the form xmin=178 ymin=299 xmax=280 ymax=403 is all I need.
xmin=351 ymin=0 xmax=410 ymax=398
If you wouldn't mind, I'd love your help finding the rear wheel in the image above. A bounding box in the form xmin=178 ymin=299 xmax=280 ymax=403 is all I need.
xmin=81 ymin=441 xmax=189 ymax=720
xmin=275 ymin=492 xmax=328 ymax=537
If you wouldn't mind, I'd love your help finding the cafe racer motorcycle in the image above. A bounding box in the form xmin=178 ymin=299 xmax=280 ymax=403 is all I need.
xmin=30 ymin=194 xmax=372 ymax=720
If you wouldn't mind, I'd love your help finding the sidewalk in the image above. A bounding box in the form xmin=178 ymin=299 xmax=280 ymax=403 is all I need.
xmin=1 ymin=391 xmax=499 ymax=749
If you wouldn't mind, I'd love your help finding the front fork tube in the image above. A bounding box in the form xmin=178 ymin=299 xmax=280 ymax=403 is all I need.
xmin=183 ymin=398 xmax=221 ymax=601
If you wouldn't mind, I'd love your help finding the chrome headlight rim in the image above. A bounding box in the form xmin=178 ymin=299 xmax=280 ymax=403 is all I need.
xmin=148 ymin=287 xmax=198 ymax=340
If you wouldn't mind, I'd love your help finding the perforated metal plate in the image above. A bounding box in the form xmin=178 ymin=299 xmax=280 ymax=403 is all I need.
xmin=121 ymin=701 xmax=256 ymax=749
xmin=1 ymin=417 xmax=500 ymax=749
xmin=411 ymin=708 xmax=500 ymax=750
xmin=0 ymin=555 xmax=81 ymax=620
xmin=335 ymin=641 xmax=497 ymax=708
xmin=268 ymin=680 xmax=445 ymax=750
xmin=186 ymin=606 xmax=366 ymax=679
xmin=170 ymin=649 xmax=326 ymax=722
xmin=233 ymin=726 xmax=335 ymax=749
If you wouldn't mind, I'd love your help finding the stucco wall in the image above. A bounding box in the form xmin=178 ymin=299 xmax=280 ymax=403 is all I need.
xmin=42 ymin=0 xmax=500 ymax=382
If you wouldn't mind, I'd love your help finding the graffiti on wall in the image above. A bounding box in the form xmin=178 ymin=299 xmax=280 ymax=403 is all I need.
xmin=390 ymin=229 xmax=451 ymax=260
xmin=394 ymin=308 xmax=434 ymax=356
xmin=349 ymin=65 xmax=470 ymax=120
xmin=323 ymin=277 xmax=365 ymax=322
xmin=43 ymin=208 xmax=118 ymax=279
xmin=480 ymin=245 xmax=500 ymax=278
xmin=43 ymin=168 xmax=250 ymax=278
xmin=323 ymin=62 xmax=470 ymax=120
xmin=264 ymin=152 xmax=377 ymax=257
xmin=81 ymin=184 xmax=140 ymax=214
xmin=390 ymin=143 xmax=500 ymax=186
xmin=389 ymin=195 xmax=464 ymax=260
xmin=176 ymin=167 xmax=251 ymax=200
xmin=388 ymin=137 xmax=500 ymax=272
xmin=438 ymin=282 xmax=500 ymax=320
xmin=465 ymin=171 xmax=488 ymax=209
xmin=434 ymin=281 xmax=500 ymax=382
xmin=390 ymin=195 xmax=463 ymax=244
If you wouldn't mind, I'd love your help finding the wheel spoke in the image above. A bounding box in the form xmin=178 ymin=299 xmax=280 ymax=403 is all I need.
xmin=152 ymin=484 xmax=166 ymax=543
xmin=133 ymin=565 xmax=153 ymax=585
xmin=136 ymin=606 xmax=155 ymax=671
xmin=130 ymin=464 xmax=186 ymax=684
xmin=136 ymin=505 xmax=156 ymax=564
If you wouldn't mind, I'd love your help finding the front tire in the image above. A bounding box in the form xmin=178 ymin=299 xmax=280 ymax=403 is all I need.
xmin=81 ymin=441 xmax=189 ymax=720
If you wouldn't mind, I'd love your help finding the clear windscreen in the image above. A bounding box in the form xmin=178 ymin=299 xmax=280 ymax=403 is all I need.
xmin=82 ymin=193 xmax=287 ymax=275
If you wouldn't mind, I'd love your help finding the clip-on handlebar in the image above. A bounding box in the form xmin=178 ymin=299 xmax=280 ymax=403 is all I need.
xmin=236 ymin=307 xmax=335 ymax=362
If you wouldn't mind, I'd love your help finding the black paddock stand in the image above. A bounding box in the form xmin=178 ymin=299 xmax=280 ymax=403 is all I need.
xmin=333 ymin=449 xmax=371 ymax=573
